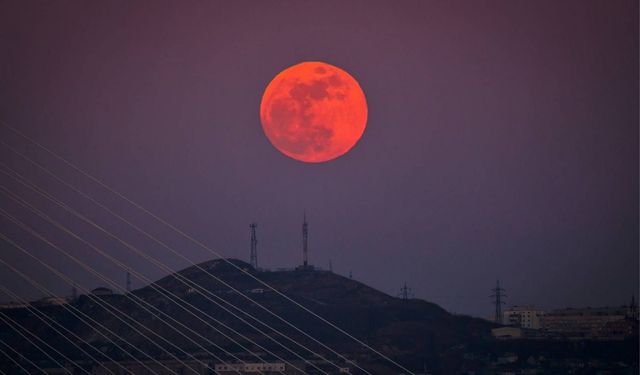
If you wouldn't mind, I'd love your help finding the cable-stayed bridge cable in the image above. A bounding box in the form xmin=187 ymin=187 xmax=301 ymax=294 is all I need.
xmin=0 ymin=312 xmax=81 ymax=375
xmin=2 ymin=120 xmax=414 ymax=374
xmin=0 ymin=163 xmax=336 ymax=374
xmin=0 ymin=194 xmax=284 ymax=375
xmin=0 ymin=340 xmax=43 ymax=374
xmin=0 ymin=284 xmax=125 ymax=375
xmin=0 ymin=232 xmax=194 ymax=375
xmin=0 ymin=224 xmax=233 ymax=375
xmin=0 ymin=141 xmax=374 ymax=375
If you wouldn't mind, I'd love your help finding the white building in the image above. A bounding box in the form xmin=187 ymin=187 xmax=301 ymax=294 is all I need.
xmin=503 ymin=305 xmax=544 ymax=329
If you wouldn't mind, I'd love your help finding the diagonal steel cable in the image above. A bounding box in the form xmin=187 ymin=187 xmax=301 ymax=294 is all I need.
xmin=0 ymin=284 xmax=124 ymax=375
xmin=0 ymin=199 xmax=268 ymax=375
xmin=0 ymin=122 xmax=415 ymax=373
xmin=0 ymin=162 xmax=335 ymax=374
xmin=0 ymin=199 xmax=282 ymax=375
xmin=0 ymin=231 xmax=198 ymax=375
xmin=0 ymin=223 xmax=232 ymax=375
xmin=0 ymin=339 xmax=44 ymax=374
xmin=0 ymin=312 xmax=83 ymax=375
xmin=0 ymin=138 xmax=374 ymax=374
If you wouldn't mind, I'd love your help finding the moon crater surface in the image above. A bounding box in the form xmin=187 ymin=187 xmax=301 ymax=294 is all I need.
xmin=260 ymin=61 xmax=368 ymax=163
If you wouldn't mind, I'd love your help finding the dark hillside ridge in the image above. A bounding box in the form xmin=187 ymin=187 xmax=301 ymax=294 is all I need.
xmin=0 ymin=258 xmax=493 ymax=374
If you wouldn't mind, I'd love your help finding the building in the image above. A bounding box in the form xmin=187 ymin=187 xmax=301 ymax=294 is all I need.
xmin=90 ymin=287 xmax=114 ymax=296
xmin=503 ymin=305 xmax=544 ymax=329
xmin=31 ymin=296 xmax=69 ymax=307
xmin=600 ymin=318 xmax=638 ymax=339
xmin=491 ymin=326 xmax=540 ymax=340
xmin=492 ymin=326 xmax=523 ymax=339
xmin=541 ymin=306 xmax=628 ymax=338
xmin=0 ymin=301 xmax=28 ymax=310
xmin=215 ymin=362 xmax=286 ymax=374
xmin=94 ymin=359 xmax=210 ymax=375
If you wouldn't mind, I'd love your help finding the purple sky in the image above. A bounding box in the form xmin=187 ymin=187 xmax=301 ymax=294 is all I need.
xmin=0 ymin=1 xmax=637 ymax=317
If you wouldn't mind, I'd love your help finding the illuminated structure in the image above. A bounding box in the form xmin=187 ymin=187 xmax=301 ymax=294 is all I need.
xmin=504 ymin=305 xmax=544 ymax=329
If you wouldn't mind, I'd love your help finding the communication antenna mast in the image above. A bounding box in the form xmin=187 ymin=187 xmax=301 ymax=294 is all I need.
xmin=302 ymin=212 xmax=308 ymax=267
xmin=126 ymin=270 xmax=132 ymax=293
xmin=630 ymin=294 xmax=637 ymax=317
xmin=250 ymin=222 xmax=258 ymax=269
xmin=398 ymin=281 xmax=413 ymax=302
xmin=490 ymin=279 xmax=506 ymax=324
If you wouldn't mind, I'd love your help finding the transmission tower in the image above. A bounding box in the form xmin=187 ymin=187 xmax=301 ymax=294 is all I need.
xmin=126 ymin=270 xmax=132 ymax=293
xmin=302 ymin=212 xmax=308 ymax=268
xmin=398 ymin=281 xmax=413 ymax=302
xmin=490 ymin=279 xmax=506 ymax=324
xmin=250 ymin=222 xmax=258 ymax=269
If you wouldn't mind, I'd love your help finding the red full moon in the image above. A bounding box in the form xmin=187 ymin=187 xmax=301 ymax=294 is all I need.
xmin=260 ymin=61 xmax=368 ymax=163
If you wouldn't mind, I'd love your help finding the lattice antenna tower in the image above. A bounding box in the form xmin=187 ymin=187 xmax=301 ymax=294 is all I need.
xmin=250 ymin=222 xmax=258 ymax=269
xmin=398 ymin=281 xmax=413 ymax=302
xmin=126 ymin=270 xmax=132 ymax=293
xmin=302 ymin=211 xmax=308 ymax=267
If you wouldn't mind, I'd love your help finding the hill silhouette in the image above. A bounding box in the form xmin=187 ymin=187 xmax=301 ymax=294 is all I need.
xmin=0 ymin=259 xmax=493 ymax=373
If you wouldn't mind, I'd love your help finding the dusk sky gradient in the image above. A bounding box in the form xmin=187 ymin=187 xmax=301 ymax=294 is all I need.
xmin=0 ymin=0 xmax=637 ymax=317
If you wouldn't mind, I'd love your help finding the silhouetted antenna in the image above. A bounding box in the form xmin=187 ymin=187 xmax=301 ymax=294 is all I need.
xmin=630 ymin=294 xmax=637 ymax=317
xmin=250 ymin=222 xmax=258 ymax=269
xmin=302 ymin=211 xmax=308 ymax=267
xmin=349 ymin=270 xmax=353 ymax=279
xmin=329 ymin=259 xmax=333 ymax=272
xmin=126 ymin=269 xmax=131 ymax=293
xmin=398 ymin=281 xmax=413 ymax=302
xmin=490 ymin=279 xmax=506 ymax=324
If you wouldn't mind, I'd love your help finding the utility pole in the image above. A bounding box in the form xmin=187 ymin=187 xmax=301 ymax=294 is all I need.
xmin=302 ymin=212 xmax=308 ymax=268
xmin=250 ymin=223 xmax=258 ymax=269
xmin=398 ymin=281 xmax=413 ymax=302
xmin=490 ymin=280 xmax=506 ymax=324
